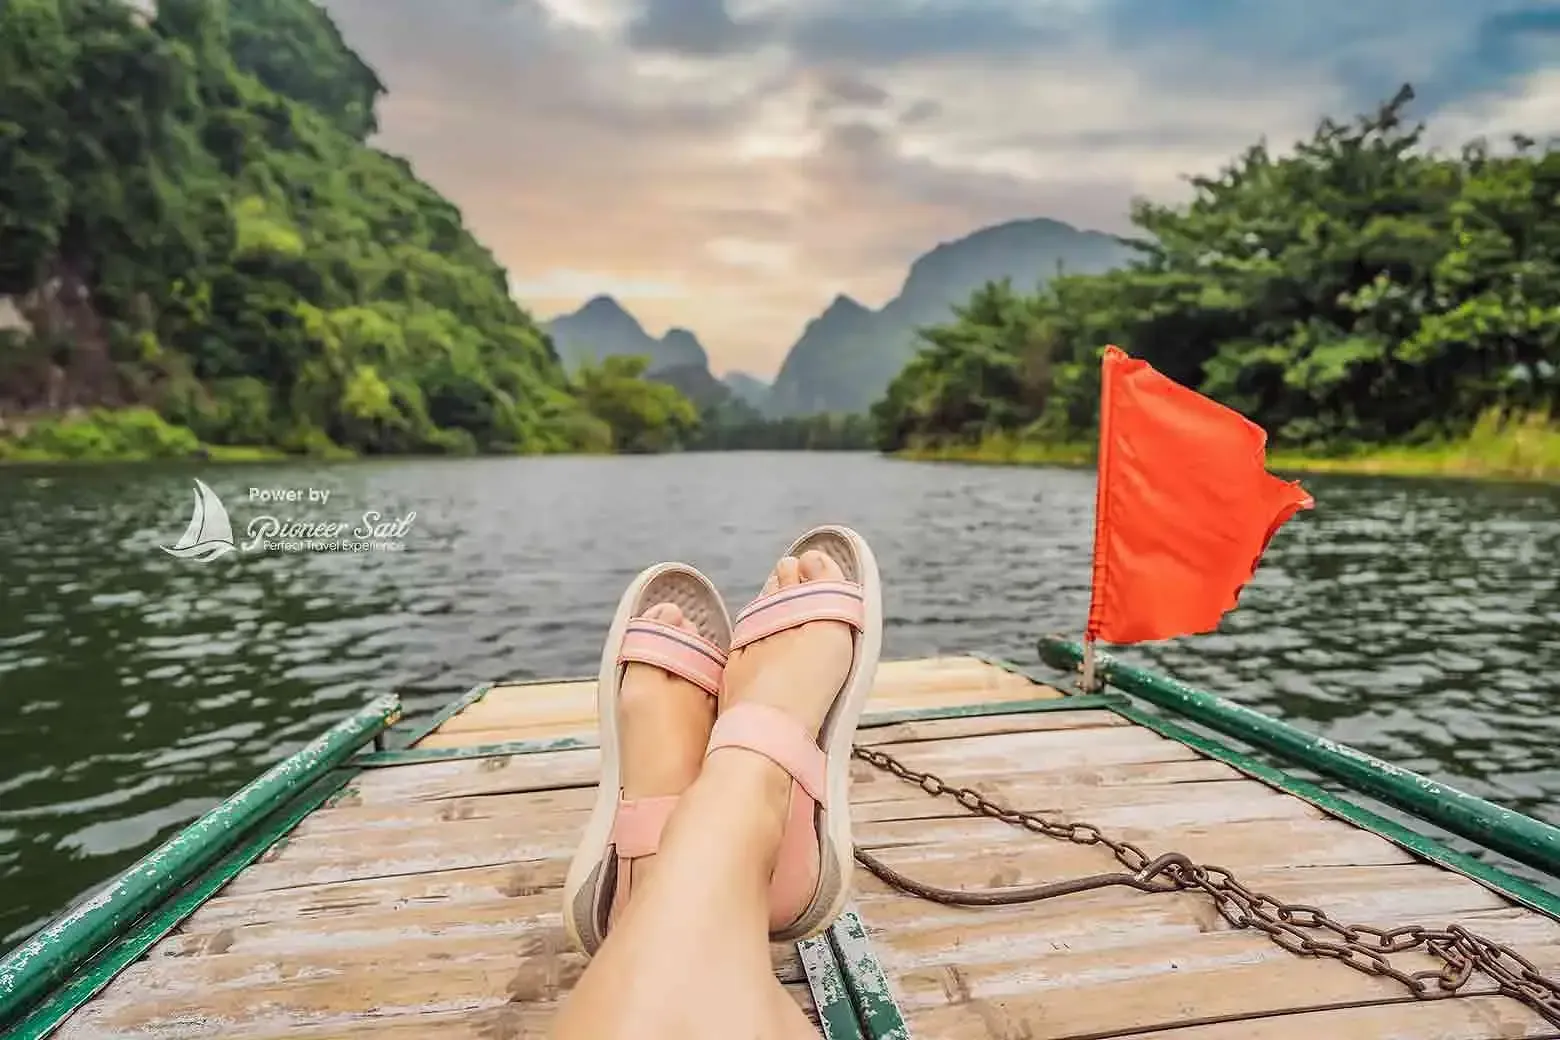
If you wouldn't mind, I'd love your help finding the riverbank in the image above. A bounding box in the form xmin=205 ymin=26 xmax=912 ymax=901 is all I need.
xmin=898 ymin=411 xmax=1560 ymax=483
xmin=0 ymin=409 xmax=292 ymax=464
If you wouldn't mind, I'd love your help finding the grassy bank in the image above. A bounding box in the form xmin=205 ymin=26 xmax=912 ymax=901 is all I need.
xmin=1267 ymin=411 xmax=1560 ymax=481
xmin=898 ymin=434 xmax=1095 ymax=468
xmin=0 ymin=409 xmax=291 ymax=464
xmin=899 ymin=411 xmax=1560 ymax=483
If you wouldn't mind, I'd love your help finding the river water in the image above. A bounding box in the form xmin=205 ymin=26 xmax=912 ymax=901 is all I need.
xmin=1 ymin=452 xmax=1558 ymax=945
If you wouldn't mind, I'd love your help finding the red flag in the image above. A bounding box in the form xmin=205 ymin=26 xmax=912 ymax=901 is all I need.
xmin=1086 ymin=346 xmax=1313 ymax=644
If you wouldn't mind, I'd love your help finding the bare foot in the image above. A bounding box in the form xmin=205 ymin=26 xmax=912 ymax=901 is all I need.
xmin=619 ymin=602 xmax=718 ymax=881
xmin=720 ymin=550 xmax=854 ymax=739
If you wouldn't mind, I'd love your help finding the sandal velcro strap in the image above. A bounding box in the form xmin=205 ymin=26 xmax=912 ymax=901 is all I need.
xmin=730 ymin=580 xmax=865 ymax=653
xmin=605 ymin=794 xmax=681 ymax=931
xmin=617 ymin=618 xmax=726 ymax=696
xmin=610 ymin=794 xmax=680 ymax=859
xmin=704 ymin=703 xmax=828 ymax=805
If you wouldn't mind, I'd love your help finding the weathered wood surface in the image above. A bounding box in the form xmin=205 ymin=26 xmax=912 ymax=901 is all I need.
xmin=50 ymin=656 xmax=1049 ymax=1039
xmin=53 ymin=654 xmax=1560 ymax=1039
xmin=416 ymin=655 xmax=1056 ymax=748
xmin=850 ymin=710 xmax=1560 ymax=1040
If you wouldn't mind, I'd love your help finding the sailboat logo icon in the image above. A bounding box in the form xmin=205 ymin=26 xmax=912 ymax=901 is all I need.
xmin=162 ymin=479 xmax=238 ymax=562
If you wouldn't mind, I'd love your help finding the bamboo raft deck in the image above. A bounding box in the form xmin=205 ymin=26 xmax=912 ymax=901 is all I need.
xmin=23 ymin=655 xmax=1560 ymax=1039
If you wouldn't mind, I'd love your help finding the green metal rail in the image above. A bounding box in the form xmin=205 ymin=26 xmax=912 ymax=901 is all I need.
xmin=5 ymin=771 xmax=361 ymax=1040
xmin=1036 ymin=635 xmax=1560 ymax=882
xmin=0 ymin=694 xmax=401 ymax=1032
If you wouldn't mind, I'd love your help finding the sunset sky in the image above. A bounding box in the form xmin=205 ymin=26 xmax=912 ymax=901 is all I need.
xmin=317 ymin=0 xmax=1560 ymax=378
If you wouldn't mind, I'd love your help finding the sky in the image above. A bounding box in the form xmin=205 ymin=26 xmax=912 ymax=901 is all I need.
xmin=316 ymin=0 xmax=1560 ymax=378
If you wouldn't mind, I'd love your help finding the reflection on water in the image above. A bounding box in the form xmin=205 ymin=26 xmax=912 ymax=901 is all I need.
xmin=1 ymin=453 xmax=1557 ymax=943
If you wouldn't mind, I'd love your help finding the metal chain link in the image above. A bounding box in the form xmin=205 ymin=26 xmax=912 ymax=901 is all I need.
xmin=849 ymin=742 xmax=1560 ymax=1027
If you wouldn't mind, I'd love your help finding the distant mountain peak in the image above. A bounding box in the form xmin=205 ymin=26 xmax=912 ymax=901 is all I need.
xmin=822 ymin=293 xmax=869 ymax=317
xmin=767 ymin=216 xmax=1135 ymax=417
xmin=657 ymin=326 xmax=708 ymax=368
xmin=723 ymin=370 xmax=772 ymax=410
xmin=547 ymin=299 xmax=709 ymax=375
xmin=580 ymin=294 xmax=627 ymax=313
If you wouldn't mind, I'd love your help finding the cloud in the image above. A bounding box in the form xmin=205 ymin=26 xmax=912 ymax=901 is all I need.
xmin=315 ymin=0 xmax=1560 ymax=378
xmin=787 ymin=2 xmax=1065 ymax=65
xmin=705 ymin=236 xmax=796 ymax=273
xmin=1424 ymin=68 xmax=1560 ymax=151
xmin=625 ymin=0 xmax=774 ymax=56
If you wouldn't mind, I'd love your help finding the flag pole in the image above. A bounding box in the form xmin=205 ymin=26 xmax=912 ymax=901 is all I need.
xmin=1079 ymin=637 xmax=1099 ymax=693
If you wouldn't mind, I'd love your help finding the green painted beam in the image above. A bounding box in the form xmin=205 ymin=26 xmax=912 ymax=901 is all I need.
xmin=391 ymin=682 xmax=494 ymax=748
xmin=826 ymin=909 xmax=912 ymax=1039
xmin=1036 ymin=636 xmax=1560 ymax=888
xmin=796 ymin=933 xmax=867 ymax=1040
xmin=6 ymin=770 xmax=357 ymax=1040
xmin=0 ymin=695 xmax=401 ymax=1031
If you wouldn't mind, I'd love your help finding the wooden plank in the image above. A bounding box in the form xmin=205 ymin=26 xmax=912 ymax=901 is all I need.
xmin=856 ymin=708 xmax=1131 ymax=745
xmin=181 ymin=862 xmax=563 ymax=930
xmin=228 ymin=808 xmax=1418 ymax=902
xmin=289 ymin=789 xmax=598 ymax=835
xmin=893 ymin=918 xmax=1560 ymax=1039
xmin=218 ymin=840 xmax=569 ymax=897
xmin=1108 ymin=996 xmax=1560 ymax=1040
xmin=850 ymin=778 xmax=1318 ymax=829
xmin=129 ymin=916 xmax=801 ymax=990
xmin=307 ymin=773 xmax=1281 ymax=844
xmin=56 ymin=945 xmax=584 ymax=1038
xmin=427 ymin=656 xmax=1054 ymax=745
xmin=856 ymin=725 xmax=1205 ymax=775
xmin=351 ymin=711 xmax=1175 ymax=809
xmin=855 ymin=815 xmax=1416 ymax=879
xmin=417 ymin=725 xmax=587 ymax=748
xmin=854 ymin=864 xmax=1534 ymax=976
xmin=268 ymin=806 xmax=598 ymax=865
xmin=413 ymin=698 xmax=1115 ymax=751
xmin=340 ymin=747 xmax=601 ymax=805
xmin=293 ymin=775 xmax=1288 ymax=840
xmin=65 ymin=859 xmax=807 ymax=1038
xmin=227 ymin=838 xmax=571 ymax=893
xmin=55 ymin=973 xmax=817 ymax=1040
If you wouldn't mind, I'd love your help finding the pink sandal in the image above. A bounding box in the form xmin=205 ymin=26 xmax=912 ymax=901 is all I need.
xmin=708 ymin=524 xmax=883 ymax=941
xmin=563 ymin=563 xmax=732 ymax=956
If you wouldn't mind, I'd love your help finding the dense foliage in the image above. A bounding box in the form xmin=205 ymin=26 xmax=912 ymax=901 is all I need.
xmin=873 ymin=87 xmax=1560 ymax=455
xmin=0 ymin=0 xmax=636 ymax=457
xmin=604 ymin=354 xmax=873 ymax=451
xmin=687 ymin=405 xmax=873 ymax=451
xmin=573 ymin=355 xmax=697 ymax=453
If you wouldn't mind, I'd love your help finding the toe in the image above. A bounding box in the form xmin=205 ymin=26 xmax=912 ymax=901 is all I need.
xmin=761 ymin=569 xmax=781 ymax=597
xmin=775 ymin=555 xmax=802 ymax=588
xmin=797 ymin=549 xmax=843 ymax=583
xmin=640 ymin=601 xmax=684 ymax=626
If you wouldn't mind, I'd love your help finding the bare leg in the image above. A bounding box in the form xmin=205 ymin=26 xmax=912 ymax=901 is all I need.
xmin=552 ymin=551 xmax=853 ymax=1040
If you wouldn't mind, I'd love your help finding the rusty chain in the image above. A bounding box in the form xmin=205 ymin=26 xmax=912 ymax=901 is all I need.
xmin=849 ymin=742 xmax=1560 ymax=1028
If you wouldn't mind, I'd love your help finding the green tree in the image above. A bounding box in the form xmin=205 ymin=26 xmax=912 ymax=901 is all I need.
xmin=873 ymin=85 xmax=1560 ymax=455
xmin=0 ymin=0 xmax=601 ymax=457
xmin=575 ymin=355 xmax=699 ymax=453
